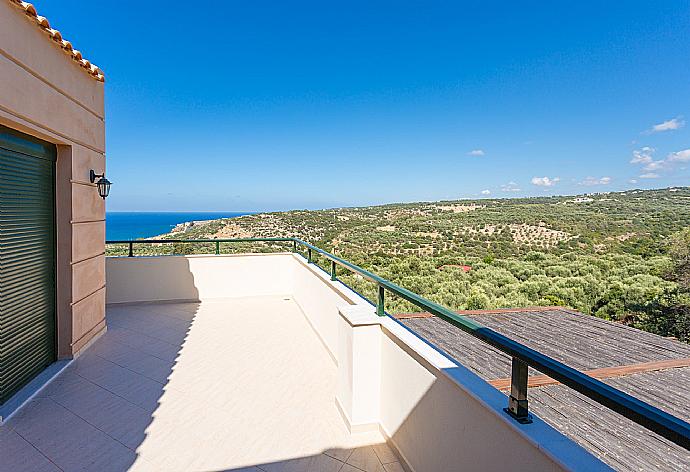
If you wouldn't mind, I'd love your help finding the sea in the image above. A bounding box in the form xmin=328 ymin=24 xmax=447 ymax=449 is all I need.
xmin=105 ymin=212 xmax=251 ymax=241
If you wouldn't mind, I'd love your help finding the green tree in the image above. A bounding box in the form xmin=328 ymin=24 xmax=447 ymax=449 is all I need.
xmin=669 ymin=227 xmax=690 ymax=290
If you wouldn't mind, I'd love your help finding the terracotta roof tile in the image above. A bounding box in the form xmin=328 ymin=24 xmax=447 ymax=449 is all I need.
xmin=8 ymin=0 xmax=104 ymax=82
xmin=35 ymin=15 xmax=49 ymax=27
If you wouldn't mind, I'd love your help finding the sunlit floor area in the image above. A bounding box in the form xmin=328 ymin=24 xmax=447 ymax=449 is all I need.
xmin=0 ymin=297 xmax=403 ymax=472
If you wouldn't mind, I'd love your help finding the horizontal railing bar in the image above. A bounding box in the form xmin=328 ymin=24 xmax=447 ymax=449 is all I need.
xmin=106 ymin=238 xmax=294 ymax=244
xmin=105 ymin=237 xmax=690 ymax=449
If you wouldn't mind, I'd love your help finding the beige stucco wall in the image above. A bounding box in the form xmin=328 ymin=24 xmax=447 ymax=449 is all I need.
xmin=0 ymin=2 xmax=106 ymax=357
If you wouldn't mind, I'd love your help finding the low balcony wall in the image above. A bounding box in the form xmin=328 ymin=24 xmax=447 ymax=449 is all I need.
xmin=105 ymin=253 xmax=295 ymax=303
xmin=106 ymin=253 xmax=351 ymax=360
xmin=105 ymin=253 xmax=608 ymax=472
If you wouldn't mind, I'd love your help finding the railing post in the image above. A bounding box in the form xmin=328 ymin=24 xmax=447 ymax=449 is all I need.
xmin=215 ymin=241 xmax=220 ymax=255
xmin=292 ymin=240 xmax=297 ymax=253
xmin=331 ymin=260 xmax=337 ymax=281
xmin=506 ymin=357 xmax=532 ymax=423
xmin=128 ymin=242 xmax=133 ymax=257
xmin=376 ymin=285 xmax=385 ymax=316
xmin=308 ymin=248 xmax=312 ymax=263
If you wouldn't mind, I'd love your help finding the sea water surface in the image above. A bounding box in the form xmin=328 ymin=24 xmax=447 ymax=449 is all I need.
xmin=105 ymin=212 xmax=250 ymax=240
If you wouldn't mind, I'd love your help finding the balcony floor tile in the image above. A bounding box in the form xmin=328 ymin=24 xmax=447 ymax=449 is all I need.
xmin=2 ymin=296 xmax=402 ymax=472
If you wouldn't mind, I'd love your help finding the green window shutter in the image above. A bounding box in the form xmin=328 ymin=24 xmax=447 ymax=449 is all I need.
xmin=0 ymin=125 xmax=56 ymax=405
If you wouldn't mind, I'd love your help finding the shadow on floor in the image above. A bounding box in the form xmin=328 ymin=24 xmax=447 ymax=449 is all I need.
xmin=211 ymin=445 xmax=403 ymax=472
xmin=1 ymin=297 xmax=201 ymax=472
xmin=0 ymin=289 xmax=403 ymax=471
xmin=1 ymin=255 xmax=201 ymax=472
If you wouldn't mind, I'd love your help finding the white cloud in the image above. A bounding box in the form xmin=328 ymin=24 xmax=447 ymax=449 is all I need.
xmin=643 ymin=160 xmax=666 ymax=171
xmin=630 ymin=146 xmax=654 ymax=164
xmin=668 ymin=149 xmax=690 ymax=163
xmin=580 ymin=176 xmax=612 ymax=186
xmin=629 ymin=179 xmax=638 ymax=184
xmin=501 ymin=181 xmax=521 ymax=192
xmin=480 ymin=189 xmax=491 ymax=195
xmin=531 ymin=176 xmax=560 ymax=187
xmin=631 ymin=147 xmax=690 ymax=176
xmin=650 ymin=117 xmax=685 ymax=133
xmin=467 ymin=149 xmax=485 ymax=156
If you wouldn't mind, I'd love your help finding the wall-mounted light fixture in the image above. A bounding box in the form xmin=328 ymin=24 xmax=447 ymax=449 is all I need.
xmin=90 ymin=170 xmax=112 ymax=199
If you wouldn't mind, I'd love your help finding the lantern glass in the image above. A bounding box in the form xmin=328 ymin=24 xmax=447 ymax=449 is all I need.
xmin=97 ymin=177 xmax=111 ymax=199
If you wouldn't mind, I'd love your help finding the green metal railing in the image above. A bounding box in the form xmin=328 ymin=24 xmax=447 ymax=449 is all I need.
xmin=106 ymin=237 xmax=690 ymax=450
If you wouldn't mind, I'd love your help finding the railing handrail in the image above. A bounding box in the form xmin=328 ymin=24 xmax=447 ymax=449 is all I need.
xmin=106 ymin=238 xmax=294 ymax=244
xmin=106 ymin=237 xmax=690 ymax=450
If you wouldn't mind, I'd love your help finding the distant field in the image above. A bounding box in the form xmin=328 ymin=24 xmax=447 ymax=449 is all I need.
xmin=107 ymin=187 xmax=690 ymax=341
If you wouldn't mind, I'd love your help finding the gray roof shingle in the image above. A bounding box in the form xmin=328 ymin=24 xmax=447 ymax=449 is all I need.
xmin=398 ymin=308 xmax=690 ymax=471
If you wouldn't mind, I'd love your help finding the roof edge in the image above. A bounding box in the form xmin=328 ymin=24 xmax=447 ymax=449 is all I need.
xmin=394 ymin=306 xmax=574 ymax=319
xmin=8 ymin=1 xmax=105 ymax=82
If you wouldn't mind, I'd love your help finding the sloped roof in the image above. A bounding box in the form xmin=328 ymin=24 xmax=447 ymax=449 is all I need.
xmin=8 ymin=1 xmax=104 ymax=81
xmin=397 ymin=307 xmax=690 ymax=471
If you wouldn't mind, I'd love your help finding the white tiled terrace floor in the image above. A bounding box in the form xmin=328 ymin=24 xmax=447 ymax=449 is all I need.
xmin=1 ymin=296 xmax=404 ymax=472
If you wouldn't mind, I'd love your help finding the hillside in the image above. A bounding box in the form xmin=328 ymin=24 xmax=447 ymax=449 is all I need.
xmin=107 ymin=187 xmax=690 ymax=340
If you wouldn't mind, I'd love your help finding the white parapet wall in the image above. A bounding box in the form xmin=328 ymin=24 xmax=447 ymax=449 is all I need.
xmin=375 ymin=318 xmax=611 ymax=472
xmin=105 ymin=253 xmax=609 ymax=472
xmin=106 ymin=253 xmax=296 ymax=303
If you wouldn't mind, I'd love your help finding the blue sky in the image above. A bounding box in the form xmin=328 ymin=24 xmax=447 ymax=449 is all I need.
xmin=37 ymin=1 xmax=690 ymax=211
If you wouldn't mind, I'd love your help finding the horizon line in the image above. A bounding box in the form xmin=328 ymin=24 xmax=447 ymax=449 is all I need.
xmin=106 ymin=185 xmax=688 ymax=214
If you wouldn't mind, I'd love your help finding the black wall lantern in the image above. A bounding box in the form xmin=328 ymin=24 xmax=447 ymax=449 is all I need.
xmin=90 ymin=170 xmax=112 ymax=199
